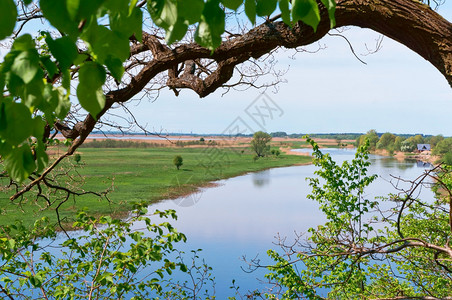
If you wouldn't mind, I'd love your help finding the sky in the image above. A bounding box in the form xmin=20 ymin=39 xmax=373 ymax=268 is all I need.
xmin=121 ymin=3 xmax=452 ymax=136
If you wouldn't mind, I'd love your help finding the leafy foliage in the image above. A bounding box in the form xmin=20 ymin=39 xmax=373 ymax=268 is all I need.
xmin=173 ymin=155 xmax=183 ymax=170
xmin=260 ymin=137 xmax=452 ymax=299
xmin=250 ymin=131 xmax=272 ymax=158
xmin=0 ymin=205 xmax=190 ymax=299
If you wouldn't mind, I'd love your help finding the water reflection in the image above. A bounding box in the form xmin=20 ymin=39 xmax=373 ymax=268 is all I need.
xmin=417 ymin=160 xmax=433 ymax=168
xmin=373 ymin=156 xmax=416 ymax=170
xmin=147 ymin=148 xmax=436 ymax=297
xmin=252 ymin=169 xmax=270 ymax=187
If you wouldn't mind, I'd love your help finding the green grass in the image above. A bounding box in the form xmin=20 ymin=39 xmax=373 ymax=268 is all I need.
xmin=273 ymin=140 xmax=309 ymax=148
xmin=0 ymin=146 xmax=311 ymax=227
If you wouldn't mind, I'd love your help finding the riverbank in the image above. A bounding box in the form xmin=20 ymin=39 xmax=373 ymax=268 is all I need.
xmin=0 ymin=146 xmax=311 ymax=228
xmin=374 ymin=149 xmax=439 ymax=164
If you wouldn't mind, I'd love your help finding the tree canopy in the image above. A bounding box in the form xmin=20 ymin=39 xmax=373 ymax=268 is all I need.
xmin=250 ymin=131 xmax=272 ymax=157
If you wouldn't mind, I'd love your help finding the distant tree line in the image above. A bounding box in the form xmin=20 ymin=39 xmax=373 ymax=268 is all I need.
xmin=80 ymin=139 xmax=166 ymax=148
xmin=356 ymin=130 xmax=452 ymax=164
xmin=79 ymin=139 xmax=217 ymax=149
xmin=270 ymin=132 xmax=372 ymax=140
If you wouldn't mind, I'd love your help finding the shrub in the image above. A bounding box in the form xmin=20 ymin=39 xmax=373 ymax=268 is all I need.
xmin=173 ymin=155 xmax=183 ymax=170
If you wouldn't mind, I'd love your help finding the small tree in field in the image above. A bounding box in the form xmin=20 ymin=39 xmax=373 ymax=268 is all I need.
xmin=251 ymin=131 xmax=272 ymax=157
xmin=173 ymin=155 xmax=183 ymax=170
xmin=73 ymin=154 xmax=81 ymax=164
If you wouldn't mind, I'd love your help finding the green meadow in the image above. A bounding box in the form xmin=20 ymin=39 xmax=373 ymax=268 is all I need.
xmin=0 ymin=146 xmax=311 ymax=227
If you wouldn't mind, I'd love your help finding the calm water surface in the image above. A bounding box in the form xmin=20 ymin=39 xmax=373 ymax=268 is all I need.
xmin=146 ymin=148 xmax=434 ymax=297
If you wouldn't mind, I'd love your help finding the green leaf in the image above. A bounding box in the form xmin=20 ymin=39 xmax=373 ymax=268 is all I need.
xmin=82 ymin=23 xmax=130 ymax=63
xmin=0 ymin=100 xmax=34 ymax=146
xmin=78 ymin=62 xmax=106 ymax=90
xmin=221 ymin=0 xmax=242 ymax=10
xmin=278 ymin=0 xmax=290 ymax=25
xmin=46 ymin=35 xmax=79 ymax=70
xmin=11 ymin=50 xmax=40 ymax=84
xmin=256 ymin=0 xmax=277 ymax=16
xmin=178 ymin=0 xmax=204 ymax=24
xmin=148 ymin=0 xmax=178 ymax=30
xmin=0 ymin=102 xmax=7 ymax=131
xmin=244 ymin=0 xmax=256 ymax=24
xmin=165 ymin=18 xmax=189 ymax=44
xmin=4 ymin=144 xmax=36 ymax=182
xmin=12 ymin=34 xmax=35 ymax=51
xmin=0 ymin=0 xmax=17 ymax=40
xmin=74 ymin=53 xmax=89 ymax=65
xmin=41 ymin=84 xmax=69 ymax=121
xmin=62 ymin=69 xmax=71 ymax=90
xmin=76 ymin=62 xmax=106 ymax=117
xmin=292 ymin=0 xmax=320 ymax=31
xmin=76 ymin=0 xmax=105 ymax=19
xmin=40 ymin=55 xmax=58 ymax=78
xmin=40 ymin=0 xmax=79 ymax=37
xmin=194 ymin=0 xmax=225 ymax=50
xmin=0 ymin=70 xmax=4 ymax=93
xmin=320 ymin=0 xmax=336 ymax=28
xmin=105 ymin=56 xmax=124 ymax=81
xmin=179 ymin=263 xmax=187 ymax=272
xmin=66 ymin=0 xmax=81 ymax=20
xmin=129 ymin=0 xmax=138 ymax=15
xmin=32 ymin=116 xmax=45 ymax=140
xmin=5 ymin=73 xmax=23 ymax=96
xmin=104 ymin=0 xmax=129 ymax=13
xmin=29 ymin=274 xmax=43 ymax=288
xmin=110 ymin=7 xmax=143 ymax=41
xmin=54 ymin=89 xmax=71 ymax=119
xmin=21 ymin=74 xmax=45 ymax=108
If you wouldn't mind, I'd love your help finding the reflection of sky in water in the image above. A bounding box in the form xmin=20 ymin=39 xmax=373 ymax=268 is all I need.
xmin=145 ymin=149 xmax=435 ymax=296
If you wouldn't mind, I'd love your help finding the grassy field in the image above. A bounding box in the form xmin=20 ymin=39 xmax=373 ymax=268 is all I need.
xmin=0 ymin=146 xmax=311 ymax=227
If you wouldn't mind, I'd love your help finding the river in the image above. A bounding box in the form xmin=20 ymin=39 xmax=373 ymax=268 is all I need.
xmin=145 ymin=148 xmax=435 ymax=297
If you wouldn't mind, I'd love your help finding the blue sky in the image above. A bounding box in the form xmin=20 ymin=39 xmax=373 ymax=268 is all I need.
xmin=124 ymin=4 xmax=452 ymax=136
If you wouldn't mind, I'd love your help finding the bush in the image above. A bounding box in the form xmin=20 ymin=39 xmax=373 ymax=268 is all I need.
xmin=173 ymin=155 xmax=183 ymax=170
xmin=271 ymin=149 xmax=281 ymax=157
xmin=401 ymin=140 xmax=416 ymax=152
xmin=442 ymin=152 xmax=452 ymax=166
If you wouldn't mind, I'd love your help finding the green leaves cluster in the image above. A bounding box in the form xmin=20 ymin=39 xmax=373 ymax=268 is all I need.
xmin=150 ymin=0 xmax=336 ymax=49
xmin=1 ymin=0 xmax=144 ymax=182
xmin=263 ymin=138 xmax=452 ymax=299
xmin=0 ymin=205 xmax=189 ymax=299
xmin=307 ymin=137 xmax=378 ymax=227
xmin=264 ymin=138 xmax=378 ymax=299
xmin=250 ymin=131 xmax=272 ymax=158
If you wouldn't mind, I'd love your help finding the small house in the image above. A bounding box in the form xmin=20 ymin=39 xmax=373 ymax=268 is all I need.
xmin=416 ymin=144 xmax=431 ymax=152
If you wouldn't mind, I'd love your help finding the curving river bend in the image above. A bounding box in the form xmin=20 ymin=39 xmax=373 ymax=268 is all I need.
xmin=146 ymin=148 xmax=435 ymax=297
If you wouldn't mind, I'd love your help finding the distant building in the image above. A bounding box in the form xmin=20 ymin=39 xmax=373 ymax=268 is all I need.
xmin=417 ymin=144 xmax=431 ymax=152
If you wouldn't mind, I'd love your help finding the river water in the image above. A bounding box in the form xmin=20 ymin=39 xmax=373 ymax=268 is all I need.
xmin=146 ymin=148 xmax=434 ymax=297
